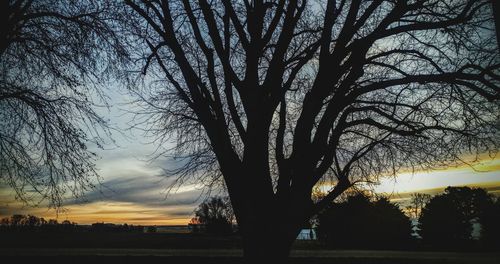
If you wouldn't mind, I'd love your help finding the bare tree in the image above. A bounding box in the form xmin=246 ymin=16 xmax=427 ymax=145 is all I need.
xmin=123 ymin=0 xmax=499 ymax=260
xmin=406 ymin=193 xmax=431 ymax=219
xmin=0 ymin=1 xmax=126 ymax=208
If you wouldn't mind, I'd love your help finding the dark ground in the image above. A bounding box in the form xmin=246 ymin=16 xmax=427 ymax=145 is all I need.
xmin=0 ymin=232 xmax=498 ymax=263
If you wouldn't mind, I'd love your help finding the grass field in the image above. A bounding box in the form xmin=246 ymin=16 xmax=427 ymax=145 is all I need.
xmin=1 ymin=232 xmax=498 ymax=263
xmin=1 ymin=248 xmax=499 ymax=264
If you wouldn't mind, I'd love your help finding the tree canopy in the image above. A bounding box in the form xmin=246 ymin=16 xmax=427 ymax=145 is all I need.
xmin=0 ymin=0 xmax=126 ymax=207
xmin=123 ymin=0 xmax=500 ymax=259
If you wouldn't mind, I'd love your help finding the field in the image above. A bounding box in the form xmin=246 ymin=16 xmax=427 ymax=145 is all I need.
xmin=1 ymin=232 xmax=499 ymax=263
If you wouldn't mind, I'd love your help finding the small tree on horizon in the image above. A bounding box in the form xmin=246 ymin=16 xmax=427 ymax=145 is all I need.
xmin=194 ymin=196 xmax=234 ymax=235
xmin=406 ymin=193 xmax=432 ymax=220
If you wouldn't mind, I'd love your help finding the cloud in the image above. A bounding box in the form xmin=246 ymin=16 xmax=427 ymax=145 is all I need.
xmin=67 ymin=171 xmax=203 ymax=206
xmin=0 ymin=150 xmax=205 ymax=224
xmin=0 ymin=85 xmax=215 ymax=224
xmin=375 ymin=159 xmax=500 ymax=194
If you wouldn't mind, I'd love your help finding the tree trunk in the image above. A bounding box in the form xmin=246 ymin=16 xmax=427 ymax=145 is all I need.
xmin=241 ymin=221 xmax=300 ymax=263
xmin=243 ymin=233 xmax=294 ymax=262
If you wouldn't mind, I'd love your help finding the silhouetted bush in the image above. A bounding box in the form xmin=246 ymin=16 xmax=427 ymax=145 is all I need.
xmin=317 ymin=193 xmax=412 ymax=249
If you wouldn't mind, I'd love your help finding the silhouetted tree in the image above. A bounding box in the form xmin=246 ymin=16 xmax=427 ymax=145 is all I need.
xmin=47 ymin=219 xmax=58 ymax=225
xmin=418 ymin=186 xmax=492 ymax=248
xmin=194 ymin=196 xmax=234 ymax=235
xmin=188 ymin=217 xmax=202 ymax=233
xmin=373 ymin=197 xmax=414 ymax=246
xmin=25 ymin=215 xmax=42 ymax=228
xmin=419 ymin=194 xmax=466 ymax=247
xmin=123 ymin=0 xmax=499 ymax=259
xmin=10 ymin=214 xmax=26 ymax=227
xmin=406 ymin=193 xmax=432 ymax=220
xmin=0 ymin=0 xmax=127 ymax=207
xmin=480 ymin=197 xmax=500 ymax=249
xmin=317 ymin=193 xmax=412 ymax=249
xmin=317 ymin=194 xmax=371 ymax=248
xmin=0 ymin=217 xmax=9 ymax=226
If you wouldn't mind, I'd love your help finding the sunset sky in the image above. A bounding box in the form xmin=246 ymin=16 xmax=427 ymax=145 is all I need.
xmin=1 ymin=154 xmax=498 ymax=225
xmin=1 ymin=87 xmax=499 ymax=226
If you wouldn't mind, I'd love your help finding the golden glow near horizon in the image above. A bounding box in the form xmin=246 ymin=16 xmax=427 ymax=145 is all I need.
xmin=0 ymin=157 xmax=499 ymax=225
xmin=375 ymin=157 xmax=500 ymax=195
xmin=0 ymin=200 xmax=193 ymax=225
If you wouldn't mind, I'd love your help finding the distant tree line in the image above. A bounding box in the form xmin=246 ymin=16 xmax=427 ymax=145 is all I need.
xmin=316 ymin=186 xmax=500 ymax=250
xmin=0 ymin=214 xmax=81 ymax=232
xmin=89 ymin=223 xmax=144 ymax=233
xmin=0 ymin=215 xmax=143 ymax=233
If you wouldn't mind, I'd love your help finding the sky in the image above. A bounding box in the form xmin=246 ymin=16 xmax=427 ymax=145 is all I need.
xmin=0 ymin=86 xmax=499 ymax=225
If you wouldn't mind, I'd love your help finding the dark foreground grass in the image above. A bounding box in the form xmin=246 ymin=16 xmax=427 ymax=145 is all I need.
xmin=1 ymin=232 xmax=498 ymax=263
xmin=0 ymin=256 xmax=489 ymax=264
xmin=1 ymin=248 xmax=499 ymax=264
xmin=0 ymin=231 xmax=243 ymax=249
